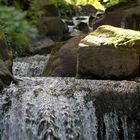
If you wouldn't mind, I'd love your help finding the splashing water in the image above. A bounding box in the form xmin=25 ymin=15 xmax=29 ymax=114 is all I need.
xmin=12 ymin=55 xmax=49 ymax=77
xmin=0 ymin=77 xmax=138 ymax=140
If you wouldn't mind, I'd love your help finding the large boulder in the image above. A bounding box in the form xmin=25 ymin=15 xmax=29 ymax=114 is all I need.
xmin=43 ymin=36 xmax=82 ymax=77
xmin=77 ymin=25 xmax=140 ymax=79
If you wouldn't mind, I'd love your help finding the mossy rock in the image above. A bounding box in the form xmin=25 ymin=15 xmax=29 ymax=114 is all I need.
xmin=0 ymin=30 xmax=9 ymax=59
xmin=90 ymin=25 xmax=140 ymax=47
xmin=0 ymin=31 xmax=5 ymax=40
xmin=0 ymin=30 xmax=6 ymax=59
xmin=77 ymin=25 xmax=140 ymax=79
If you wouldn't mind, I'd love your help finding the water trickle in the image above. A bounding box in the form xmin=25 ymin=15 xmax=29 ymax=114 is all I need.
xmin=103 ymin=112 xmax=119 ymax=140
xmin=121 ymin=116 xmax=128 ymax=140
xmin=12 ymin=55 xmax=49 ymax=77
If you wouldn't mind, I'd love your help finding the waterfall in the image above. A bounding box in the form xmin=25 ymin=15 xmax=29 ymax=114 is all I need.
xmin=12 ymin=55 xmax=49 ymax=77
xmin=0 ymin=77 xmax=139 ymax=140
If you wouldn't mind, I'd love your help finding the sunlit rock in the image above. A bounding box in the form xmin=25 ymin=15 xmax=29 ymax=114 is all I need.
xmin=77 ymin=25 xmax=140 ymax=79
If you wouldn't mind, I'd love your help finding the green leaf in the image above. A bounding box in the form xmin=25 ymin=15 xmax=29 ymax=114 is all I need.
xmin=0 ymin=5 xmax=38 ymax=48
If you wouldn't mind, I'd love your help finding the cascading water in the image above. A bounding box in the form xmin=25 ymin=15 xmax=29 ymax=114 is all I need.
xmin=0 ymin=77 xmax=139 ymax=140
xmin=0 ymin=55 xmax=140 ymax=140
xmin=12 ymin=55 xmax=49 ymax=77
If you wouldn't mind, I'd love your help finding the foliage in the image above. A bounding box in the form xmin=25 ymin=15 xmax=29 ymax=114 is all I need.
xmin=30 ymin=0 xmax=105 ymax=10
xmin=28 ymin=0 xmax=67 ymax=23
xmin=0 ymin=5 xmax=38 ymax=50
xmin=57 ymin=3 xmax=76 ymax=18
xmin=99 ymin=0 xmax=134 ymax=8
xmin=2 ymin=0 xmax=132 ymax=25
xmin=28 ymin=0 xmax=105 ymax=23
xmin=0 ymin=0 xmax=133 ymax=54
xmin=28 ymin=0 xmax=67 ymax=19
xmin=65 ymin=0 xmax=105 ymax=10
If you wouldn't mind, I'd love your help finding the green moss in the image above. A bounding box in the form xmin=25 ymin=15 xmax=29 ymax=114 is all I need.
xmin=0 ymin=6 xmax=38 ymax=49
xmin=0 ymin=31 xmax=5 ymax=40
xmin=90 ymin=25 xmax=140 ymax=48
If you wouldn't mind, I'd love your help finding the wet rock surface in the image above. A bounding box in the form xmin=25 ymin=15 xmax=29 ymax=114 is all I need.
xmin=0 ymin=40 xmax=12 ymax=61
xmin=0 ymin=59 xmax=15 ymax=91
xmin=0 ymin=39 xmax=13 ymax=72
xmin=29 ymin=37 xmax=55 ymax=55
xmin=0 ymin=38 xmax=15 ymax=91
xmin=0 ymin=77 xmax=140 ymax=140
